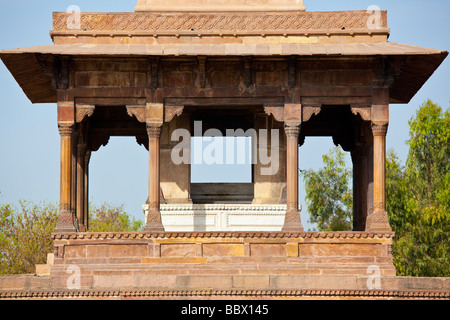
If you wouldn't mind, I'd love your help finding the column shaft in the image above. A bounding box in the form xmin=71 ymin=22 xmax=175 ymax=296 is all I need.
xmin=282 ymin=125 xmax=303 ymax=232
xmin=55 ymin=124 xmax=77 ymax=233
xmin=366 ymin=123 xmax=391 ymax=232
xmin=145 ymin=125 xmax=165 ymax=232
xmin=76 ymin=144 xmax=86 ymax=231
xmin=84 ymin=150 xmax=91 ymax=231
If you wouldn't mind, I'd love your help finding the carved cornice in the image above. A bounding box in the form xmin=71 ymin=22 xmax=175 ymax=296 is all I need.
xmin=52 ymin=11 xmax=388 ymax=36
xmin=51 ymin=231 xmax=395 ymax=240
xmin=1 ymin=288 xmax=448 ymax=300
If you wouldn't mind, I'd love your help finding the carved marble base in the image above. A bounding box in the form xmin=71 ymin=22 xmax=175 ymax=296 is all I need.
xmin=143 ymin=204 xmax=302 ymax=232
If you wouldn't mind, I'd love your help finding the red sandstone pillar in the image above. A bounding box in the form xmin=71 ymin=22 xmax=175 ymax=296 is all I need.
xmin=282 ymin=125 xmax=303 ymax=232
xmin=55 ymin=124 xmax=77 ymax=233
xmin=76 ymin=143 xmax=86 ymax=231
xmin=366 ymin=122 xmax=391 ymax=232
xmin=145 ymin=124 xmax=165 ymax=232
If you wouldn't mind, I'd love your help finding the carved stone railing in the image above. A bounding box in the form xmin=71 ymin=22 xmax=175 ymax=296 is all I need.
xmin=52 ymin=11 xmax=388 ymax=36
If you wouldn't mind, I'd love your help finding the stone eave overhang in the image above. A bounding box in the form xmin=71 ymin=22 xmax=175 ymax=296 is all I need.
xmin=0 ymin=42 xmax=446 ymax=104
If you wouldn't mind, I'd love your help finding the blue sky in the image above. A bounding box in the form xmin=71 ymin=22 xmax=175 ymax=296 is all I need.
xmin=0 ymin=0 xmax=448 ymax=231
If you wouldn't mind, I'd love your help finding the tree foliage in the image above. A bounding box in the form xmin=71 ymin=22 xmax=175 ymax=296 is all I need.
xmin=0 ymin=201 xmax=58 ymax=274
xmin=301 ymin=100 xmax=449 ymax=276
xmin=387 ymin=100 xmax=449 ymax=277
xmin=0 ymin=201 xmax=144 ymax=274
xmin=301 ymin=146 xmax=353 ymax=231
xmin=89 ymin=203 xmax=144 ymax=232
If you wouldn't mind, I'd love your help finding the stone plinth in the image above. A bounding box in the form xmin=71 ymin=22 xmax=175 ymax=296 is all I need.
xmin=1 ymin=232 xmax=449 ymax=300
xmin=143 ymin=204 xmax=302 ymax=231
xmin=48 ymin=231 xmax=396 ymax=292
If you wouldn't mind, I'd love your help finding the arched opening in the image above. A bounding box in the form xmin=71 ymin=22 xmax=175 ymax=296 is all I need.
xmin=299 ymin=137 xmax=353 ymax=231
xmin=299 ymin=106 xmax=369 ymax=232
xmin=89 ymin=136 xmax=148 ymax=227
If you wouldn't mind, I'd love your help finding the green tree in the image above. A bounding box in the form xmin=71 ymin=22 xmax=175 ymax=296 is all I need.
xmin=0 ymin=200 xmax=144 ymax=274
xmin=89 ymin=203 xmax=144 ymax=232
xmin=300 ymin=100 xmax=448 ymax=276
xmin=387 ymin=100 xmax=449 ymax=277
xmin=301 ymin=146 xmax=353 ymax=231
xmin=0 ymin=201 xmax=58 ymax=274
xmin=406 ymin=99 xmax=449 ymax=220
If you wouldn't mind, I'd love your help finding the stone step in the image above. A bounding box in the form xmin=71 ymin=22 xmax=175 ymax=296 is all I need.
xmin=35 ymin=253 xmax=54 ymax=276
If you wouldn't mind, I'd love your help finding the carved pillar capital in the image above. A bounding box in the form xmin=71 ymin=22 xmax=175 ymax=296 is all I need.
xmin=146 ymin=124 xmax=162 ymax=139
xmin=284 ymin=125 xmax=300 ymax=138
xmin=58 ymin=123 xmax=74 ymax=136
xmin=371 ymin=122 xmax=388 ymax=136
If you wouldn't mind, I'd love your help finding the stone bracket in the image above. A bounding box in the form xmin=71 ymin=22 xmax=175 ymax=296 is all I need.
xmin=126 ymin=103 xmax=165 ymax=127
xmin=127 ymin=104 xmax=147 ymax=123
xmin=302 ymin=105 xmax=321 ymax=122
xmin=165 ymin=105 xmax=184 ymax=123
xmin=263 ymin=105 xmax=284 ymax=122
xmin=351 ymin=105 xmax=371 ymax=121
xmin=75 ymin=104 xmax=95 ymax=123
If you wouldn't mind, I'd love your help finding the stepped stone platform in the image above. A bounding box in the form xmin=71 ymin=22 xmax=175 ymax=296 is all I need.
xmin=1 ymin=231 xmax=449 ymax=300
